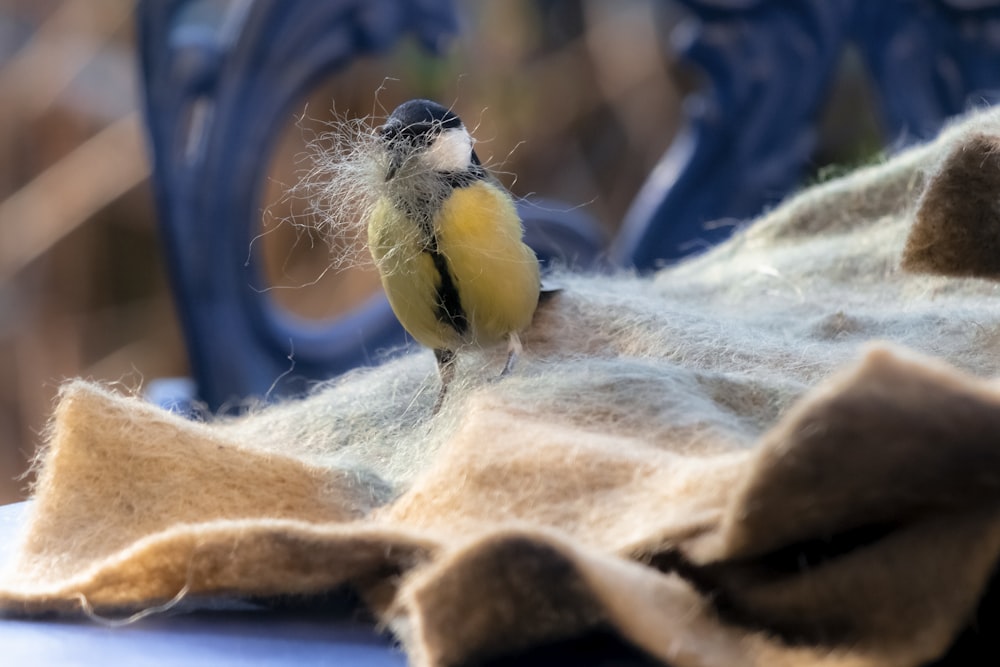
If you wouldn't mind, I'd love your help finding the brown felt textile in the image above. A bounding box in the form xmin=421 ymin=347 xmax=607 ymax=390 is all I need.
xmin=6 ymin=108 xmax=1000 ymax=666
xmin=902 ymin=132 xmax=1000 ymax=278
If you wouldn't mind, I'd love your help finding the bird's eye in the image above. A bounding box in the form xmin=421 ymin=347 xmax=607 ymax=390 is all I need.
xmin=377 ymin=123 xmax=398 ymax=142
xmin=399 ymin=122 xmax=434 ymax=145
xmin=377 ymin=122 xmax=437 ymax=150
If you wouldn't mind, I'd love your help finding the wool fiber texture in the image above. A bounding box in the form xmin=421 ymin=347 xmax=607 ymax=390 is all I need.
xmin=7 ymin=109 xmax=1000 ymax=666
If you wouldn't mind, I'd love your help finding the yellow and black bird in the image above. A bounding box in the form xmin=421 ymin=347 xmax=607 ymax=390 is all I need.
xmin=366 ymin=99 xmax=541 ymax=409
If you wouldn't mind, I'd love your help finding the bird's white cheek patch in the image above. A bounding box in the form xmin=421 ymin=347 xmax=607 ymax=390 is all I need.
xmin=424 ymin=127 xmax=473 ymax=172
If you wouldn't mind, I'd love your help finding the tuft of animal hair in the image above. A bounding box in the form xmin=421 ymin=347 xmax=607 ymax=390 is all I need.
xmin=77 ymin=584 xmax=190 ymax=627
xmin=281 ymin=112 xmax=389 ymax=273
xmin=282 ymin=104 xmax=518 ymax=280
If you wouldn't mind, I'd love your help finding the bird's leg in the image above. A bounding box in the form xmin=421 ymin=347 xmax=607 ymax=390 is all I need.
xmin=433 ymin=348 xmax=456 ymax=413
xmin=500 ymin=332 xmax=523 ymax=378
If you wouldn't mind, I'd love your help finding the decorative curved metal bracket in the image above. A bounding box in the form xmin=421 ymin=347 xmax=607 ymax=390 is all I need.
xmin=856 ymin=0 xmax=1000 ymax=141
xmin=613 ymin=0 xmax=1000 ymax=269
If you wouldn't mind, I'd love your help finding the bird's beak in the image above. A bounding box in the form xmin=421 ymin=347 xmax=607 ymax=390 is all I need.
xmin=385 ymin=151 xmax=402 ymax=181
xmin=377 ymin=121 xmax=403 ymax=181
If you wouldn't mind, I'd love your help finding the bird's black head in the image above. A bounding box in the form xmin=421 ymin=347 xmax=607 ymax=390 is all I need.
xmin=378 ymin=99 xmax=463 ymax=148
xmin=378 ymin=99 xmax=480 ymax=181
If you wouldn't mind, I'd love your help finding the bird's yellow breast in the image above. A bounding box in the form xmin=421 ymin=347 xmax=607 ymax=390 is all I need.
xmin=367 ymin=180 xmax=540 ymax=351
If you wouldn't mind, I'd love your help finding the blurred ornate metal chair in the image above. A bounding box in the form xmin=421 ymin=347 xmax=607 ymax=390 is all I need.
xmin=138 ymin=0 xmax=1000 ymax=411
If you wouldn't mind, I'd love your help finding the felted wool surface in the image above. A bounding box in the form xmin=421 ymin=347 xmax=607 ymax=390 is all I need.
xmin=6 ymin=110 xmax=1000 ymax=667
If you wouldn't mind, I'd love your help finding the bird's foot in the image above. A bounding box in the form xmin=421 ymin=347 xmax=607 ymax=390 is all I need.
xmin=499 ymin=332 xmax=523 ymax=378
xmin=433 ymin=348 xmax=456 ymax=414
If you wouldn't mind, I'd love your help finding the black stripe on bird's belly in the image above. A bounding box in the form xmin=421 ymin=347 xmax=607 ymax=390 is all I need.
xmin=426 ymin=244 xmax=468 ymax=336
xmin=418 ymin=166 xmax=486 ymax=336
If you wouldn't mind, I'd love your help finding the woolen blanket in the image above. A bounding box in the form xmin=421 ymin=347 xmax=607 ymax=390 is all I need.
xmin=5 ymin=108 xmax=1000 ymax=666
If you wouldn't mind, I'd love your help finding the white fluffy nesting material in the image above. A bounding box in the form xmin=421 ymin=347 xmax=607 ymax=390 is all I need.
xmin=6 ymin=108 xmax=1000 ymax=667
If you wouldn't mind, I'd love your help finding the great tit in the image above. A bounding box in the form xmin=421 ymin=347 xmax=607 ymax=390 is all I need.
xmin=367 ymin=99 xmax=541 ymax=410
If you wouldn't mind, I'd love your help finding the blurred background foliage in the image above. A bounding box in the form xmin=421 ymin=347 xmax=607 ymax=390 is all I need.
xmin=0 ymin=0 xmax=881 ymax=502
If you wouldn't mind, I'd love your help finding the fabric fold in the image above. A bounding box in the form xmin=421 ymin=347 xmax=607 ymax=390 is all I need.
xmin=6 ymin=108 xmax=1000 ymax=666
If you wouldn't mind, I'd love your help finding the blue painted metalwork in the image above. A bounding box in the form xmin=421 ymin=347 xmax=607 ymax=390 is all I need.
xmin=614 ymin=0 xmax=1000 ymax=269
xmin=519 ymin=199 xmax=609 ymax=271
xmin=856 ymin=0 xmax=1000 ymax=141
